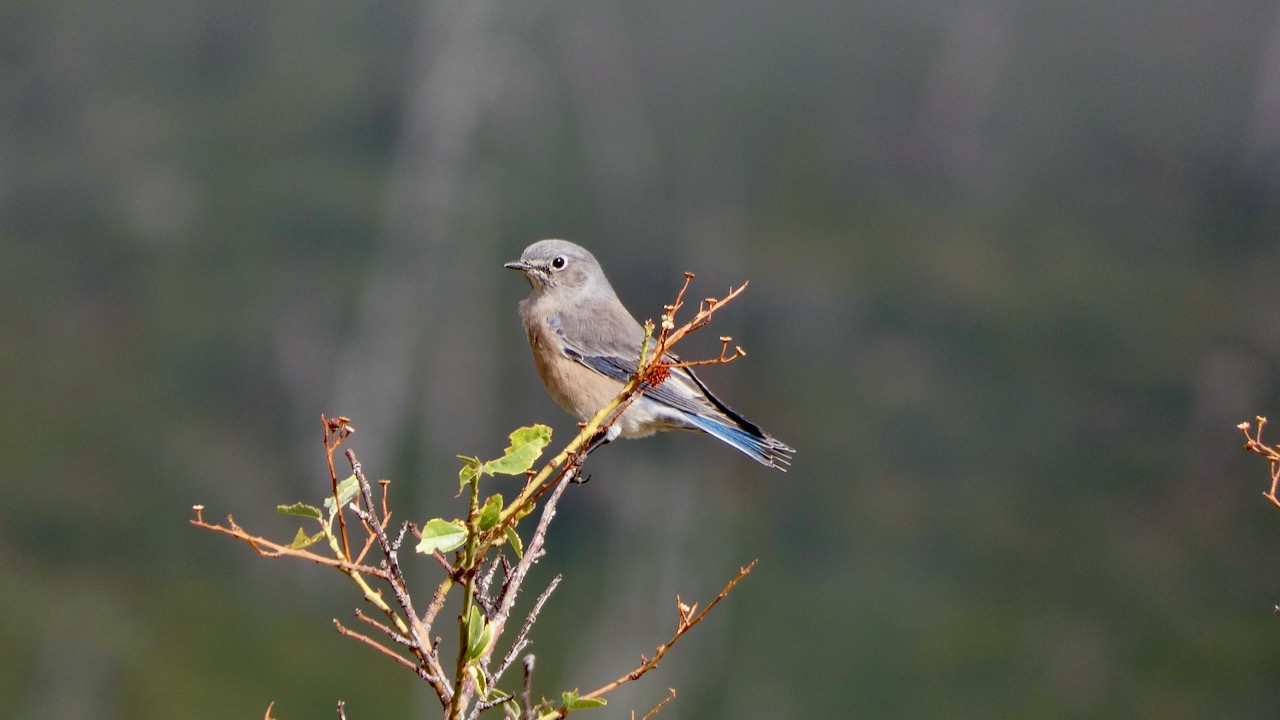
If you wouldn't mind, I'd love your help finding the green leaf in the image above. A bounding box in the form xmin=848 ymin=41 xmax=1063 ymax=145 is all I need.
xmin=561 ymin=690 xmax=606 ymax=710
xmin=478 ymin=494 xmax=504 ymax=531
xmin=485 ymin=680 xmax=509 ymax=702
xmin=470 ymin=665 xmax=488 ymax=697
xmin=503 ymin=526 xmax=524 ymax=559
xmin=288 ymin=527 xmax=323 ymax=549
xmin=465 ymin=605 xmax=491 ymax=663
xmin=323 ymin=475 xmax=360 ymax=512
xmin=415 ymin=519 xmax=467 ymax=555
xmin=480 ymin=425 xmax=552 ymax=476
xmin=277 ymin=502 xmax=322 ymax=520
xmin=457 ymin=455 xmax=481 ymax=491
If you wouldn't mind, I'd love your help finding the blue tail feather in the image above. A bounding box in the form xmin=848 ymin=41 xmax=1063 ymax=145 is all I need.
xmin=683 ymin=413 xmax=794 ymax=470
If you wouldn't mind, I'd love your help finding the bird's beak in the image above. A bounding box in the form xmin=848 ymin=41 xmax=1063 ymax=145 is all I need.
xmin=504 ymin=260 xmax=530 ymax=272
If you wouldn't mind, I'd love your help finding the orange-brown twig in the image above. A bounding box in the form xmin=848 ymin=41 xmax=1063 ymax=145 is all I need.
xmin=190 ymin=508 xmax=386 ymax=576
xmin=334 ymin=618 xmax=421 ymax=673
xmin=323 ymin=415 xmax=355 ymax=561
xmin=571 ymin=560 xmax=757 ymax=709
xmin=636 ymin=688 xmax=676 ymax=720
xmin=1239 ymin=417 xmax=1280 ymax=509
xmin=653 ymin=276 xmax=748 ymax=355
xmin=664 ymin=335 xmax=746 ymax=370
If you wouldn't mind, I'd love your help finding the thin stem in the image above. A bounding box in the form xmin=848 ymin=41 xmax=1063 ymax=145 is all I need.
xmin=323 ymin=415 xmax=354 ymax=562
xmin=493 ymin=575 xmax=561 ymax=684
xmin=563 ymin=560 xmax=757 ymax=713
xmin=450 ymin=476 xmax=485 ymax=719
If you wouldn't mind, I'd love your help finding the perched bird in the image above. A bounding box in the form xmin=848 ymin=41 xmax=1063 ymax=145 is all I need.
xmin=505 ymin=239 xmax=793 ymax=469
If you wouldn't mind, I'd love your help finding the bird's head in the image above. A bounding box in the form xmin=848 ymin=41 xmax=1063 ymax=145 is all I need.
xmin=504 ymin=239 xmax=604 ymax=295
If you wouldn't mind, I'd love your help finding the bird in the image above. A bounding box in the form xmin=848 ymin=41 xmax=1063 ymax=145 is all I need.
xmin=504 ymin=239 xmax=793 ymax=470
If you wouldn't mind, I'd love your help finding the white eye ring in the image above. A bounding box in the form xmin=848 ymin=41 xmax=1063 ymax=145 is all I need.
xmin=551 ymin=256 xmax=567 ymax=270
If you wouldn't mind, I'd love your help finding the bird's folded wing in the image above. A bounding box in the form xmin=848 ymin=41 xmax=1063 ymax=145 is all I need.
xmin=549 ymin=312 xmax=766 ymax=434
xmin=561 ymin=346 xmax=716 ymax=418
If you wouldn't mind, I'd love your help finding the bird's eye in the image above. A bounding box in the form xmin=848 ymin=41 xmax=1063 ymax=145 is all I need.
xmin=551 ymin=256 xmax=567 ymax=270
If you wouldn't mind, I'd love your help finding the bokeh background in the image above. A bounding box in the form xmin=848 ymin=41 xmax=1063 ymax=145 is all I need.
xmin=7 ymin=0 xmax=1280 ymax=717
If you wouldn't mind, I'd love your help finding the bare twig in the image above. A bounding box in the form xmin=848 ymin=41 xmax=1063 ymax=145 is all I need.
xmin=354 ymin=608 xmax=413 ymax=648
xmin=1239 ymin=417 xmax=1280 ymax=508
xmin=637 ymin=688 xmax=676 ymax=720
xmin=352 ymin=478 xmax=393 ymax=566
xmin=572 ymin=560 xmax=758 ymax=707
xmin=493 ymin=472 xmax=574 ymax=630
xmin=323 ymin=415 xmax=355 ymax=562
xmin=494 ymin=575 xmax=561 ymax=683
xmin=650 ymin=276 xmax=748 ymax=365
xmin=476 ymin=553 xmax=506 ymax=615
xmin=422 ymin=575 xmax=455 ymax=633
xmin=334 ymin=619 xmax=420 ymax=676
xmin=347 ymin=449 xmax=452 ymax=700
xmin=522 ymin=656 xmax=536 ymax=720
xmin=190 ymin=511 xmax=386 ymax=577
xmin=474 ymin=693 xmax=515 ymax=714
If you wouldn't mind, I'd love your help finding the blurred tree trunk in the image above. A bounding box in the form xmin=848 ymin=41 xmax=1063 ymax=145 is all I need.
xmin=1243 ymin=5 xmax=1280 ymax=198
xmin=554 ymin=6 xmax=739 ymax=717
xmin=904 ymin=0 xmax=1016 ymax=195
xmin=327 ymin=0 xmax=506 ymax=476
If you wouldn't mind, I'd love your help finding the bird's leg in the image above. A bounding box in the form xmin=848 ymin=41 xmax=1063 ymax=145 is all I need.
xmin=565 ymin=464 xmax=591 ymax=485
xmin=567 ymin=425 xmax=619 ymax=484
xmin=568 ymin=445 xmax=591 ymax=484
xmin=582 ymin=424 xmax=618 ymax=455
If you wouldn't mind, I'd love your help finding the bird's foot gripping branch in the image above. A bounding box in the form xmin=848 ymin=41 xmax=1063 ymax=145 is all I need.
xmin=191 ymin=276 xmax=760 ymax=719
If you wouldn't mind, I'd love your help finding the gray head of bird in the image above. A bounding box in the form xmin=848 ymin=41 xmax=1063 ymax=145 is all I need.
xmin=504 ymin=239 xmax=606 ymax=295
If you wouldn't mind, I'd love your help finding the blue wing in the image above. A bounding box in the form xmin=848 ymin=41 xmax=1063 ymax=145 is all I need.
xmin=556 ymin=335 xmax=794 ymax=468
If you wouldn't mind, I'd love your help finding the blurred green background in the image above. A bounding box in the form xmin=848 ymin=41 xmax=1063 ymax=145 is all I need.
xmin=7 ymin=0 xmax=1280 ymax=717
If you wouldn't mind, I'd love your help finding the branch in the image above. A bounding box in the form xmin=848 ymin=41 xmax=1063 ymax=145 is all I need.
xmin=653 ymin=275 xmax=749 ymax=361
xmin=334 ymin=618 xmax=421 ymax=676
xmin=322 ymin=415 xmax=355 ymax=562
xmin=570 ymin=560 xmax=758 ymax=710
xmin=189 ymin=507 xmax=385 ymax=577
xmin=347 ymin=450 xmax=453 ymax=700
xmin=1238 ymin=417 xmax=1280 ymax=508
xmin=455 ymin=468 xmax=578 ymax=715
xmin=493 ymin=575 xmax=561 ymax=684
xmin=636 ymin=688 xmax=676 ymax=720
xmin=521 ymin=656 xmax=537 ymax=720
xmin=192 ymin=270 xmax=760 ymax=718
xmin=354 ymin=608 xmax=413 ymax=648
